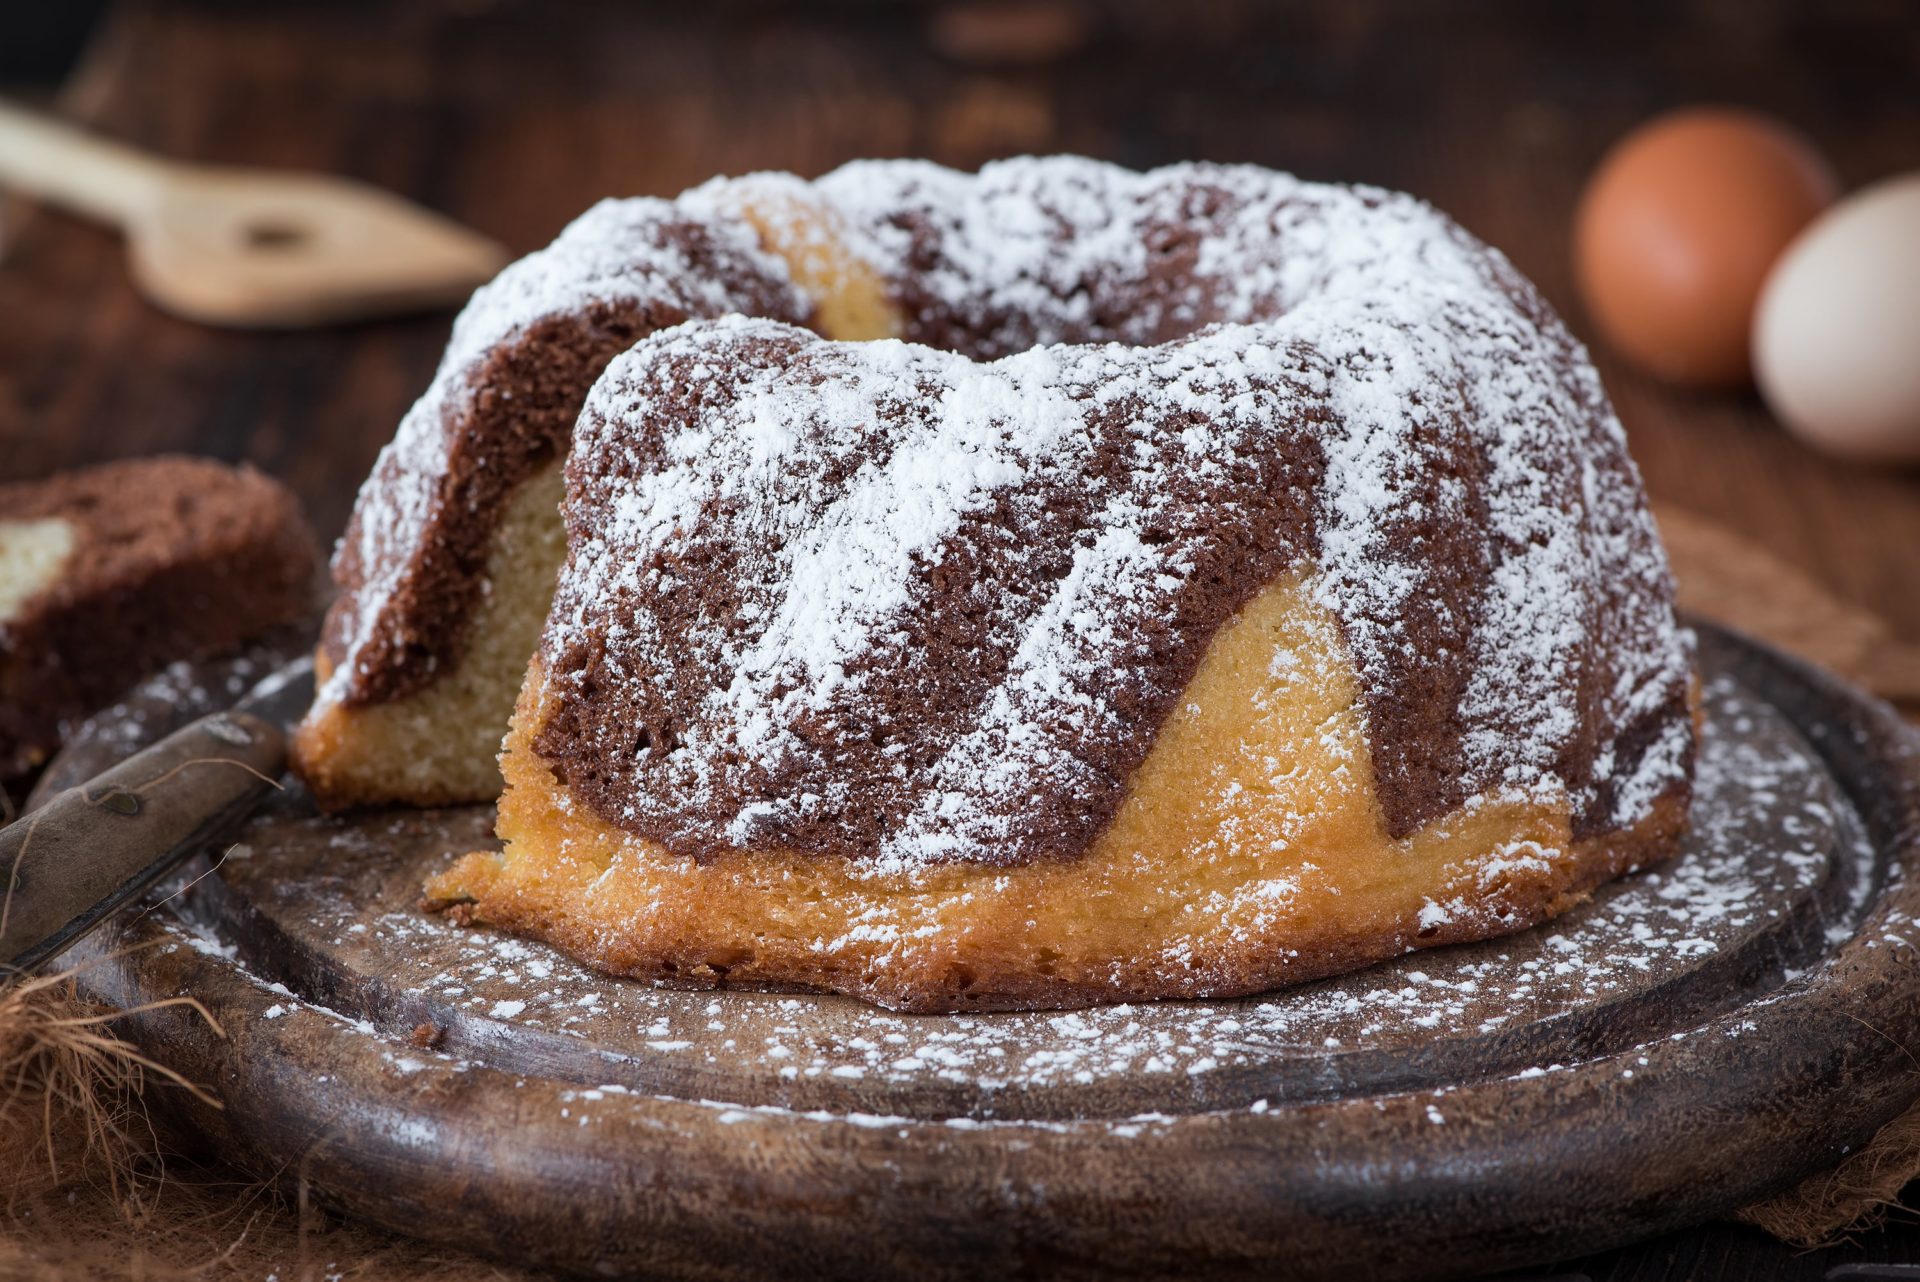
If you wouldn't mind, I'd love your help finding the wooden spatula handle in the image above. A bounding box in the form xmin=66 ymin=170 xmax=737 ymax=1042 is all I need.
xmin=0 ymin=98 xmax=172 ymax=228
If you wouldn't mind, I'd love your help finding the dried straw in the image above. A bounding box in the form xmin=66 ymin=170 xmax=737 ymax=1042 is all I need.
xmin=1736 ymin=1099 xmax=1920 ymax=1247
xmin=0 ymin=960 xmax=532 ymax=1280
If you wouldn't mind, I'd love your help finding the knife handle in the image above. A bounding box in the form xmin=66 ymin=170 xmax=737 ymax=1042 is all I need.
xmin=0 ymin=709 xmax=285 ymax=974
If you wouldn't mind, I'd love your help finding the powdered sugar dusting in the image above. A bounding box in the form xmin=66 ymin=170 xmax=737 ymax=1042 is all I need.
xmin=541 ymin=158 xmax=1692 ymax=866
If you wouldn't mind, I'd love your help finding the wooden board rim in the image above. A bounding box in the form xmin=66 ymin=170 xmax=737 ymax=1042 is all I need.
xmin=68 ymin=625 xmax=1920 ymax=1281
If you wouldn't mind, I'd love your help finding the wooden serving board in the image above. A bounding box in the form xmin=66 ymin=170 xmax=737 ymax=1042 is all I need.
xmin=38 ymin=625 xmax=1920 ymax=1282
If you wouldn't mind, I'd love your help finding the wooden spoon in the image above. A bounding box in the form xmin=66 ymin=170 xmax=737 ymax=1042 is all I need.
xmin=0 ymin=100 xmax=508 ymax=328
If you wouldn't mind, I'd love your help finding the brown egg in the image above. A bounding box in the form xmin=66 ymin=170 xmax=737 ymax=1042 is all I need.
xmin=1573 ymin=107 xmax=1837 ymax=386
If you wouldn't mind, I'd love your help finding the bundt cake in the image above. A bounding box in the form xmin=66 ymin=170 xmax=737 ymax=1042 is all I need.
xmin=383 ymin=158 xmax=1696 ymax=1013
xmin=1 ymin=456 xmax=319 ymax=777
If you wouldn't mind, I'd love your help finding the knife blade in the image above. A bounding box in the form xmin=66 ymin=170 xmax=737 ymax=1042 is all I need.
xmin=0 ymin=657 xmax=312 ymax=975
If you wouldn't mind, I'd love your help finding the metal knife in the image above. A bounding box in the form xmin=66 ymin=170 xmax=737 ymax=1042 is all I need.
xmin=0 ymin=657 xmax=313 ymax=975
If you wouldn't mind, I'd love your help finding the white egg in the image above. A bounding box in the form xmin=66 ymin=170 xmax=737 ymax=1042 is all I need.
xmin=1753 ymin=173 xmax=1920 ymax=463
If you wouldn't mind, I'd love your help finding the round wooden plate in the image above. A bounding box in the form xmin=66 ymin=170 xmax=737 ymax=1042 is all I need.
xmin=47 ymin=625 xmax=1920 ymax=1281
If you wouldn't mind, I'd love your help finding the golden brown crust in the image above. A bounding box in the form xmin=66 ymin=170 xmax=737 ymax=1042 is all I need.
xmin=427 ymin=793 xmax=1686 ymax=1014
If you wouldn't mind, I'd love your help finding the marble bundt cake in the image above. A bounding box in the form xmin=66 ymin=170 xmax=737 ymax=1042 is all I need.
xmin=2 ymin=456 xmax=318 ymax=777
xmin=392 ymin=158 xmax=1696 ymax=1012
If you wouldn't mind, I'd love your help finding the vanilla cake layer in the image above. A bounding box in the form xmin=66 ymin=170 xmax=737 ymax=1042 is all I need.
xmin=0 ymin=519 xmax=76 ymax=625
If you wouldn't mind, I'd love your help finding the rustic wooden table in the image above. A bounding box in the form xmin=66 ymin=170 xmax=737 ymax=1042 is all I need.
xmin=1 ymin=2 xmax=1917 ymax=1278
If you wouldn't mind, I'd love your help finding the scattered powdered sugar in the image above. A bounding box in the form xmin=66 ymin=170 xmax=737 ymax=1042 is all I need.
xmin=64 ymin=652 xmax=277 ymax=756
xmin=190 ymin=672 xmax=1871 ymax=1114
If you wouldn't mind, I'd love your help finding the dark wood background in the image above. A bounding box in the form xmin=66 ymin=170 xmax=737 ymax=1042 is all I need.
xmin=1 ymin=1 xmax=1917 ymax=1278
